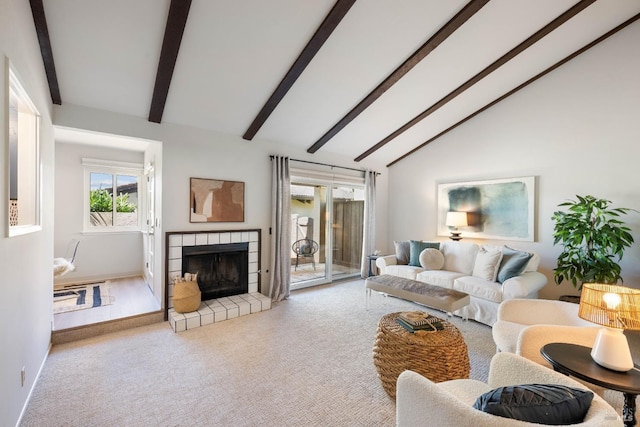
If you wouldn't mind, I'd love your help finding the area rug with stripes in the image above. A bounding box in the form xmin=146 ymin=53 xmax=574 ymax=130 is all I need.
xmin=53 ymin=282 xmax=114 ymax=314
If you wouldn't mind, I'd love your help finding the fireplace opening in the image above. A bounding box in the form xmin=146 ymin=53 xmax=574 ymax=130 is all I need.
xmin=182 ymin=243 xmax=249 ymax=300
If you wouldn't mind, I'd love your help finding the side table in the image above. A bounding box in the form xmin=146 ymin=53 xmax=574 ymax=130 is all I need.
xmin=367 ymin=255 xmax=380 ymax=277
xmin=541 ymin=342 xmax=640 ymax=426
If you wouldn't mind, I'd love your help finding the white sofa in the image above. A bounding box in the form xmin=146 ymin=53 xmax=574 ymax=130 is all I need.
xmin=375 ymin=241 xmax=547 ymax=326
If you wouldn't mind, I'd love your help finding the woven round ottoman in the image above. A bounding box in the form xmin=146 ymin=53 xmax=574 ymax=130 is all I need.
xmin=372 ymin=312 xmax=470 ymax=399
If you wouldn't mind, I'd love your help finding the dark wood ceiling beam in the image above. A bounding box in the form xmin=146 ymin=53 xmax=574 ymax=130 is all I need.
xmin=387 ymin=12 xmax=640 ymax=168
xmin=30 ymin=0 xmax=61 ymax=105
xmin=243 ymin=0 xmax=356 ymax=140
xmin=306 ymin=0 xmax=489 ymax=154
xmin=149 ymin=0 xmax=192 ymax=123
xmin=355 ymin=0 xmax=597 ymax=161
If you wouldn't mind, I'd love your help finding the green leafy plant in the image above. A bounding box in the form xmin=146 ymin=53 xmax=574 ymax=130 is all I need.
xmin=90 ymin=188 xmax=113 ymax=212
xmin=552 ymin=195 xmax=634 ymax=288
xmin=116 ymin=193 xmax=136 ymax=213
xmin=90 ymin=189 xmax=136 ymax=213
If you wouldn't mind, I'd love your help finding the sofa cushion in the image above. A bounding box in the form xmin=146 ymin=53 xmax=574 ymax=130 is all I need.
xmin=523 ymin=252 xmax=540 ymax=272
xmin=394 ymin=241 xmax=410 ymax=265
xmin=416 ymin=270 xmax=465 ymax=290
xmin=453 ymin=276 xmax=503 ymax=303
xmin=409 ymin=241 xmax=440 ymax=267
xmin=419 ymin=248 xmax=445 ymax=270
xmin=440 ymin=241 xmax=479 ymax=275
xmin=472 ymin=247 xmax=503 ymax=282
xmin=473 ymin=384 xmax=593 ymax=425
xmin=497 ymin=246 xmax=533 ymax=283
xmin=384 ymin=265 xmax=425 ymax=280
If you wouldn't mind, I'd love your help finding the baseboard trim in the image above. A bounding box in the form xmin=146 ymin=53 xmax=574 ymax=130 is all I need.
xmin=15 ymin=342 xmax=51 ymax=427
xmin=51 ymin=310 xmax=164 ymax=345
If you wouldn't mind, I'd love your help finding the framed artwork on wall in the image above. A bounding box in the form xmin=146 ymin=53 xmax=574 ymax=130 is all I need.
xmin=437 ymin=176 xmax=535 ymax=241
xmin=190 ymin=178 xmax=245 ymax=223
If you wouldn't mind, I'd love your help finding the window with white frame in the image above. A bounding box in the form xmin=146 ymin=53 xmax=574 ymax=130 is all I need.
xmin=7 ymin=61 xmax=41 ymax=237
xmin=83 ymin=158 xmax=142 ymax=232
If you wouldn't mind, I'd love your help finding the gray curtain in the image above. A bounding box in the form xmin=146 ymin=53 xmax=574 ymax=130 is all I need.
xmin=360 ymin=170 xmax=377 ymax=278
xmin=269 ymin=156 xmax=291 ymax=301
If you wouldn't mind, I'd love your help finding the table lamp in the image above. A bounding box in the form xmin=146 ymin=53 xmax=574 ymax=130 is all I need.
xmin=578 ymin=283 xmax=640 ymax=371
xmin=445 ymin=211 xmax=467 ymax=241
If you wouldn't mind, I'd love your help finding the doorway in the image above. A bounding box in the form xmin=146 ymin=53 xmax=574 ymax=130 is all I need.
xmin=53 ymin=127 xmax=163 ymax=331
xmin=290 ymin=179 xmax=364 ymax=289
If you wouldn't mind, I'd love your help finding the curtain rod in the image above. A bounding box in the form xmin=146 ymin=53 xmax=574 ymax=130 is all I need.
xmin=269 ymin=156 xmax=380 ymax=175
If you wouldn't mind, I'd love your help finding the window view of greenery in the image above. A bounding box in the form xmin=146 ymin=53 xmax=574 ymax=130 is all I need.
xmin=89 ymin=172 xmax=138 ymax=227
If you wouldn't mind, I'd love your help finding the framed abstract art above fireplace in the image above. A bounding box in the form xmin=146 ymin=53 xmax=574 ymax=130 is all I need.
xmin=437 ymin=176 xmax=536 ymax=242
xmin=190 ymin=177 xmax=245 ymax=223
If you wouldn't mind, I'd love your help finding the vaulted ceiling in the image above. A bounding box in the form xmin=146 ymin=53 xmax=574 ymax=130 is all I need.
xmin=32 ymin=0 xmax=640 ymax=166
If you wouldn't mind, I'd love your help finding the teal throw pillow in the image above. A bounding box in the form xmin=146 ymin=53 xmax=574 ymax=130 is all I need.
xmin=409 ymin=240 xmax=440 ymax=267
xmin=473 ymin=384 xmax=593 ymax=425
xmin=497 ymin=246 xmax=533 ymax=283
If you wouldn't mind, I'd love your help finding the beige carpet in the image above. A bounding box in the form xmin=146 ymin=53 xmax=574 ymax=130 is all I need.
xmin=21 ymin=279 xmax=625 ymax=426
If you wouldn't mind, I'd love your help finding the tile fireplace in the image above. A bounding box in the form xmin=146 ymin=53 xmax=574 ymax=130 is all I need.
xmin=165 ymin=230 xmax=261 ymax=320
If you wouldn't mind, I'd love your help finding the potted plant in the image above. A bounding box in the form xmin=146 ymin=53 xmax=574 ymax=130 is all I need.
xmin=552 ymin=195 xmax=634 ymax=289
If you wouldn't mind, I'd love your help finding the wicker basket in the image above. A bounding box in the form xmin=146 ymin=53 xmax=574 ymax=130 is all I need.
xmin=373 ymin=312 xmax=470 ymax=399
xmin=173 ymin=280 xmax=201 ymax=313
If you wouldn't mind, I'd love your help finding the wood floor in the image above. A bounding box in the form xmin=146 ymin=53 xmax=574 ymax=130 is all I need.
xmin=53 ymin=276 xmax=161 ymax=331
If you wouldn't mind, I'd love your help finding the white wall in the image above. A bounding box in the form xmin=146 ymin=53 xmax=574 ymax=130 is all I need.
xmin=54 ymin=143 xmax=145 ymax=284
xmin=386 ymin=21 xmax=640 ymax=300
xmin=52 ymin=103 xmax=389 ymax=301
xmin=0 ymin=0 xmax=56 ymax=425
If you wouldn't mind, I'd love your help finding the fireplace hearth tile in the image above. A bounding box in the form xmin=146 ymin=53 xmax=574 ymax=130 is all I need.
xmin=198 ymin=304 xmax=214 ymax=325
xmin=218 ymin=298 xmax=240 ymax=319
xmin=206 ymin=300 xmax=228 ymax=322
xmin=169 ymin=310 xmax=187 ymax=332
xmin=185 ymin=311 xmax=200 ymax=330
xmin=230 ymin=295 xmax=251 ymax=316
xmin=250 ymin=292 xmax=272 ymax=310
xmin=243 ymin=295 xmax=262 ymax=313
xmin=169 ymin=293 xmax=271 ymax=333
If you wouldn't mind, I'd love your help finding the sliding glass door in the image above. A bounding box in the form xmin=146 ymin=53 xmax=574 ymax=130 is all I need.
xmin=290 ymin=178 xmax=364 ymax=289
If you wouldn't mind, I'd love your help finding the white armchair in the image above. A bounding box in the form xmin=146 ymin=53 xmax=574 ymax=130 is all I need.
xmin=492 ymin=299 xmax=599 ymax=367
xmin=396 ymin=352 xmax=621 ymax=427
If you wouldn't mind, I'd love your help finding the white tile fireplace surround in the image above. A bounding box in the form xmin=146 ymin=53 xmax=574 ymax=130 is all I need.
xmin=165 ymin=229 xmax=263 ymax=331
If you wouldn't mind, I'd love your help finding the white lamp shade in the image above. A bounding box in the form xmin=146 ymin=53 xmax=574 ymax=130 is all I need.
xmin=446 ymin=211 xmax=468 ymax=227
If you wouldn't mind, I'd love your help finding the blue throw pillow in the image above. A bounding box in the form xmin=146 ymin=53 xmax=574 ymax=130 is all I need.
xmin=473 ymin=384 xmax=593 ymax=425
xmin=497 ymin=246 xmax=533 ymax=283
xmin=409 ymin=240 xmax=440 ymax=267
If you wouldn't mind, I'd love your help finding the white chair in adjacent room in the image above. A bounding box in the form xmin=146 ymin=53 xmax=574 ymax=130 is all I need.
xmin=53 ymin=239 xmax=80 ymax=278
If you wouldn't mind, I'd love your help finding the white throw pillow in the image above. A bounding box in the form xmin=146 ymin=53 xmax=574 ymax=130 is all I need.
xmin=419 ymin=248 xmax=445 ymax=270
xmin=472 ymin=247 xmax=504 ymax=282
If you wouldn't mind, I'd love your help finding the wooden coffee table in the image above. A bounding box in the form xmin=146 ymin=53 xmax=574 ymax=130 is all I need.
xmin=541 ymin=342 xmax=640 ymax=427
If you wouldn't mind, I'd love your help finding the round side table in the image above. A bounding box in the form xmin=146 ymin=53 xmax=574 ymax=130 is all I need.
xmin=542 ymin=342 xmax=640 ymax=427
xmin=372 ymin=312 xmax=470 ymax=399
